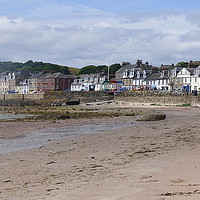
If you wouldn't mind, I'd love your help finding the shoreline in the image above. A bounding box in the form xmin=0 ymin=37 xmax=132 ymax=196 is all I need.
xmin=0 ymin=104 xmax=200 ymax=199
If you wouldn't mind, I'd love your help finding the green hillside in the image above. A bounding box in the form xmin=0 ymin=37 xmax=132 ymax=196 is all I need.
xmin=0 ymin=60 xmax=71 ymax=75
xmin=68 ymin=67 xmax=80 ymax=75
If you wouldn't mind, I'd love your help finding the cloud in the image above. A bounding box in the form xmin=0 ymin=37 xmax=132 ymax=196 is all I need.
xmin=0 ymin=0 xmax=200 ymax=68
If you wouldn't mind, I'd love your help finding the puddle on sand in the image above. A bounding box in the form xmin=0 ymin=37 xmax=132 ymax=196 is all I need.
xmin=0 ymin=120 xmax=139 ymax=154
xmin=0 ymin=113 xmax=32 ymax=120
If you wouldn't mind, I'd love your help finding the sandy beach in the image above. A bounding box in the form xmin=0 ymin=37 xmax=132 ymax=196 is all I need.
xmin=0 ymin=104 xmax=200 ymax=200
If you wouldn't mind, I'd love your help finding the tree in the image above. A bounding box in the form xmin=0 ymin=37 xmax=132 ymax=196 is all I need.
xmin=109 ymin=63 xmax=122 ymax=74
xmin=96 ymin=65 xmax=107 ymax=73
xmin=78 ymin=65 xmax=97 ymax=75
xmin=176 ymin=62 xmax=188 ymax=68
xmin=0 ymin=60 xmax=71 ymax=75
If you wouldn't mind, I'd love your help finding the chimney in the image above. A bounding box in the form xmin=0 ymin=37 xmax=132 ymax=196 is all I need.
xmin=122 ymin=62 xmax=131 ymax=67
xmin=136 ymin=60 xmax=142 ymax=68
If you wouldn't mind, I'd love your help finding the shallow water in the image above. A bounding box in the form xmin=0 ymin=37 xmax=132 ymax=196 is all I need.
xmin=0 ymin=120 xmax=138 ymax=154
xmin=0 ymin=113 xmax=31 ymax=120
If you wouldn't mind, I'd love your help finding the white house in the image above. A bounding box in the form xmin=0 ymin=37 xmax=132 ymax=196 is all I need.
xmin=145 ymin=71 xmax=169 ymax=90
xmin=176 ymin=67 xmax=200 ymax=92
xmin=71 ymin=74 xmax=107 ymax=91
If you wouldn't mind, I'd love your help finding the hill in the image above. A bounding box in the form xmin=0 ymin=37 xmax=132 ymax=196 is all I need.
xmin=0 ymin=60 xmax=71 ymax=75
xmin=68 ymin=67 xmax=80 ymax=75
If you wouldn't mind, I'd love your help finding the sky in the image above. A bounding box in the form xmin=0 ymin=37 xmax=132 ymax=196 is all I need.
xmin=1 ymin=0 xmax=200 ymax=68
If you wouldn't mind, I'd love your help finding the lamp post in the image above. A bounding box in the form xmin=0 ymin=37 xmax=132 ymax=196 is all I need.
xmin=108 ymin=66 xmax=110 ymax=81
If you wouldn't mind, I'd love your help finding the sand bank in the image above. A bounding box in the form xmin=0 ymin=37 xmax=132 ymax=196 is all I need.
xmin=0 ymin=105 xmax=200 ymax=200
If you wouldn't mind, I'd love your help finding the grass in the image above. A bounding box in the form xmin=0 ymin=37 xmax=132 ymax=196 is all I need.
xmin=180 ymin=103 xmax=191 ymax=107
xmin=68 ymin=67 xmax=80 ymax=75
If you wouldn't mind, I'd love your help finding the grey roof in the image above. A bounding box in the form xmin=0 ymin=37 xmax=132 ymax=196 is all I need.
xmin=30 ymin=71 xmax=46 ymax=79
xmin=159 ymin=70 xmax=170 ymax=78
xmin=187 ymin=68 xmax=195 ymax=75
xmin=37 ymin=73 xmax=52 ymax=79
xmin=145 ymin=72 xmax=162 ymax=80
xmin=47 ymin=72 xmax=67 ymax=79
xmin=78 ymin=73 xmax=101 ymax=78
xmin=116 ymin=64 xmax=136 ymax=74
xmin=132 ymin=70 xmax=151 ymax=80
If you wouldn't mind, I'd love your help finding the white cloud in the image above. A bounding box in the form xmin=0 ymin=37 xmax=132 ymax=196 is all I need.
xmin=0 ymin=1 xmax=200 ymax=67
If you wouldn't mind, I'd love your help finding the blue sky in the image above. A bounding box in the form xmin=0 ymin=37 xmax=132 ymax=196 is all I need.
xmin=0 ymin=0 xmax=200 ymax=68
xmin=71 ymin=0 xmax=200 ymax=12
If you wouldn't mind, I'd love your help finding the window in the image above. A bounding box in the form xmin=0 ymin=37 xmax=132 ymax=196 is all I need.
xmin=143 ymin=71 xmax=146 ymax=78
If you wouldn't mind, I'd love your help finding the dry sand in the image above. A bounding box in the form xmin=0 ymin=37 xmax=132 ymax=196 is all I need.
xmin=0 ymin=104 xmax=200 ymax=200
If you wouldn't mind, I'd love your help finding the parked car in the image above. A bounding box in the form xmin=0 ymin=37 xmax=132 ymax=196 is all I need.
xmin=114 ymin=87 xmax=127 ymax=95
xmin=6 ymin=90 xmax=18 ymax=94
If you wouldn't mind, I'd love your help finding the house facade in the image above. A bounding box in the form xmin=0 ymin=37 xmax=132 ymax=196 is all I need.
xmin=119 ymin=60 xmax=153 ymax=90
xmin=71 ymin=73 xmax=107 ymax=91
xmin=36 ymin=73 xmax=75 ymax=93
xmin=0 ymin=71 xmax=30 ymax=93
xmin=145 ymin=70 xmax=169 ymax=91
xmin=175 ymin=67 xmax=200 ymax=92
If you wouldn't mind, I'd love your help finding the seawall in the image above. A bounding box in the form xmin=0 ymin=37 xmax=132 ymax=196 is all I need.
xmin=0 ymin=94 xmax=44 ymax=101
xmin=114 ymin=92 xmax=200 ymax=107
xmin=0 ymin=91 xmax=199 ymax=107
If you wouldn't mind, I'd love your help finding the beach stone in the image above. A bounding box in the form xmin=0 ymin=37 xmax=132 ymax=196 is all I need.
xmin=138 ymin=114 xmax=166 ymax=121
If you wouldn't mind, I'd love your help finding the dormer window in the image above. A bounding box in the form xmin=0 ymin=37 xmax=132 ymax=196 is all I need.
xmin=123 ymin=69 xmax=129 ymax=77
xmin=130 ymin=69 xmax=134 ymax=77
xmin=12 ymin=73 xmax=15 ymax=79
xmin=137 ymin=71 xmax=140 ymax=78
xmin=195 ymin=68 xmax=200 ymax=75
xmin=8 ymin=73 xmax=11 ymax=80
xmin=143 ymin=71 xmax=146 ymax=78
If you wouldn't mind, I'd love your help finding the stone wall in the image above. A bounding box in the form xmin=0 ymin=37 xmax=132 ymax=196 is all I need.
xmin=0 ymin=91 xmax=200 ymax=107
xmin=0 ymin=94 xmax=44 ymax=101
xmin=44 ymin=91 xmax=114 ymax=103
xmin=114 ymin=91 xmax=200 ymax=106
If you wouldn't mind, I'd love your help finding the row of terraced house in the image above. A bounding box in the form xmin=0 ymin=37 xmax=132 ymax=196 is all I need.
xmin=0 ymin=71 xmax=75 ymax=94
xmin=71 ymin=60 xmax=200 ymax=94
xmin=1 ymin=60 xmax=200 ymax=94
xmin=117 ymin=60 xmax=200 ymax=93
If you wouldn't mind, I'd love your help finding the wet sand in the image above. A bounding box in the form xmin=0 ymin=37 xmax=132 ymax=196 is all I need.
xmin=0 ymin=104 xmax=200 ymax=200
